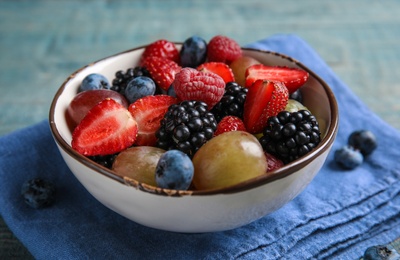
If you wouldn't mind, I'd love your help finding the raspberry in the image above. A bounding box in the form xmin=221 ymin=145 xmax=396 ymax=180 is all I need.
xmin=207 ymin=35 xmax=242 ymax=64
xmin=259 ymin=110 xmax=321 ymax=164
xmin=173 ymin=67 xmax=225 ymax=109
xmin=156 ymin=100 xmax=217 ymax=157
xmin=211 ymin=82 xmax=248 ymax=122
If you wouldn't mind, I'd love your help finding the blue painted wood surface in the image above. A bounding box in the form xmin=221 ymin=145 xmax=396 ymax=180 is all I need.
xmin=0 ymin=0 xmax=399 ymax=258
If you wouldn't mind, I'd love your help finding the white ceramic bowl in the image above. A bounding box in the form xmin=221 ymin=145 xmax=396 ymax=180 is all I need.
xmin=49 ymin=44 xmax=339 ymax=233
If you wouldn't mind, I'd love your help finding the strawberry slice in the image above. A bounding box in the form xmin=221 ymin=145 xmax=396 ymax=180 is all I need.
xmin=128 ymin=95 xmax=178 ymax=146
xmin=245 ymin=65 xmax=309 ymax=93
xmin=214 ymin=116 xmax=246 ymax=136
xmin=71 ymin=98 xmax=138 ymax=156
xmin=243 ymin=80 xmax=289 ymax=134
xmin=140 ymin=39 xmax=180 ymax=64
xmin=140 ymin=56 xmax=181 ymax=91
xmin=197 ymin=62 xmax=235 ymax=84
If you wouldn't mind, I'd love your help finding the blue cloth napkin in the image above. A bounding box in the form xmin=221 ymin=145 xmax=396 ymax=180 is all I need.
xmin=1 ymin=34 xmax=400 ymax=259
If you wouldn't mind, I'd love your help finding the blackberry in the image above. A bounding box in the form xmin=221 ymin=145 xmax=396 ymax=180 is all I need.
xmin=211 ymin=82 xmax=248 ymax=122
xmin=259 ymin=110 xmax=321 ymax=164
xmin=110 ymin=67 xmax=151 ymax=95
xmin=21 ymin=178 xmax=56 ymax=209
xmin=156 ymin=100 xmax=217 ymax=157
xmin=88 ymin=153 xmax=118 ymax=169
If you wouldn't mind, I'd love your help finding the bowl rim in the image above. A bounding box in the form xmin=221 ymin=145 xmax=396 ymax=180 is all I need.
xmin=49 ymin=44 xmax=339 ymax=197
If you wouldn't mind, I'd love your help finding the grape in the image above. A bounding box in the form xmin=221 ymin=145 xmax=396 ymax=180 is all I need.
xmin=67 ymin=89 xmax=128 ymax=127
xmin=192 ymin=131 xmax=267 ymax=190
xmin=112 ymin=146 xmax=166 ymax=187
xmin=229 ymin=56 xmax=260 ymax=87
xmin=285 ymin=99 xmax=308 ymax=112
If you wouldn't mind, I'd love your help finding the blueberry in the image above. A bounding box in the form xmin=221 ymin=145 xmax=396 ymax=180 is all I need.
xmin=289 ymin=89 xmax=303 ymax=103
xmin=79 ymin=73 xmax=110 ymax=92
xmin=155 ymin=150 xmax=194 ymax=190
xmin=167 ymin=84 xmax=176 ymax=97
xmin=334 ymin=145 xmax=363 ymax=170
xmin=21 ymin=178 xmax=56 ymax=209
xmin=180 ymin=36 xmax=207 ymax=68
xmin=363 ymin=245 xmax=397 ymax=260
xmin=124 ymin=76 xmax=156 ymax=103
xmin=348 ymin=130 xmax=377 ymax=156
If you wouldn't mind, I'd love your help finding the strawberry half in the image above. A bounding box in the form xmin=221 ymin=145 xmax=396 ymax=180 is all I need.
xmin=140 ymin=39 xmax=180 ymax=64
xmin=128 ymin=95 xmax=178 ymax=146
xmin=245 ymin=65 xmax=309 ymax=93
xmin=71 ymin=98 xmax=138 ymax=156
xmin=243 ymin=80 xmax=289 ymax=134
xmin=214 ymin=116 xmax=246 ymax=136
xmin=197 ymin=62 xmax=235 ymax=84
xmin=173 ymin=67 xmax=225 ymax=109
xmin=140 ymin=56 xmax=181 ymax=91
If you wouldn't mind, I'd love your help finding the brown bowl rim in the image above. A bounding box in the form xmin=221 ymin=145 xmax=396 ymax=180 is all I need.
xmin=49 ymin=44 xmax=339 ymax=197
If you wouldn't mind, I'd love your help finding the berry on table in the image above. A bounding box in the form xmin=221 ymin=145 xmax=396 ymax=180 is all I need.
xmin=243 ymin=80 xmax=289 ymax=134
xmin=155 ymin=150 xmax=194 ymax=190
xmin=173 ymin=67 xmax=225 ymax=109
xmin=245 ymin=65 xmax=309 ymax=94
xmin=156 ymin=100 xmax=217 ymax=157
xmin=211 ymin=82 xmax=248 ymax=122
xmin=79 ymin=73 xmax=110 ymax=92
xmin=128 ymin=95 xmax=178 ymax=146
xmin=180 ymin=35 xmax=207 ymax=68
xmin=140 ymin=39 xmax=180 ymax=64
xmin=124 ymin=76 xmax=156 ymax=104
xmin=348 ymin=130 xmax=377 ymax=156
xmin=334 ymin=145 xmax=364 ymax=170
xmin=259 ymin=110 xmax=321 ymax=164
xmin=71 ymin=98 xmax=138 ymax=156
xmin=21 ymin=178 xmax=56 ymax=209
xmin=141 ymin=56 xmax=182 ymax=91
xmin=362 ymin=245 xmax=397 ymax=260
xmin=207 ymin=35 xmax=242 ymax=64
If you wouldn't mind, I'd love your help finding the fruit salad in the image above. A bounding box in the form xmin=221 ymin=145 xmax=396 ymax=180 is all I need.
xmin=66 ymin=35 xmax=321 ymax=191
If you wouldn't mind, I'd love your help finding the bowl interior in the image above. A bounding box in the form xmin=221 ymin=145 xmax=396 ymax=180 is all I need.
xmin=49 ymin=45 xmax=338 ymax=196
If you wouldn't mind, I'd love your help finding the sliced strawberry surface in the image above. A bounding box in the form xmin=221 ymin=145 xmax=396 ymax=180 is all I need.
xmin=245 ymin=65 xmax=309 ymax=93
xmin=244 ymin=80 xmax=289 ymax=134
xmin=140 ymin=56 xmax=181 ymax=91
xmin=214 ymin=116 xmax=246 ymax=136
xmin=71 ymin=98 xmax=138 ymax=156
xmin=128 ymin=95 xmax=178 ymax=146
xmin=197 ymin=62 xmax=235 ymax=84
xmin=140 ymin=39 xmax=180 ymax=64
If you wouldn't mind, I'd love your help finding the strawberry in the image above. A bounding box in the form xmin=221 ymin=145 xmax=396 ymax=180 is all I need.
xmin=173 ymin=67 xmax=225 ymax=109
xmin=128 ymin=95 xmax=178 ymax=146
xmin=245 ymin=65 xmax=309 ymax=93
xmin=207 ymin=35 xmax=242 ymax=64
xmin=265 ymin=152 xmax=284 ymax=172
xmin=71 ymin=98 xmax=138 ymax=156
xmin=140 ymin=39 xmax=180 ymax=64
xmin=214 ymin=116 xmax=246 ymax=136
xmin=140 ymin=56 xmax=181 ymax=91
xmin=243 ymin=80 xmax=289 ymax=134
xmin=197 ymin=62 xmax=235 ymax=84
